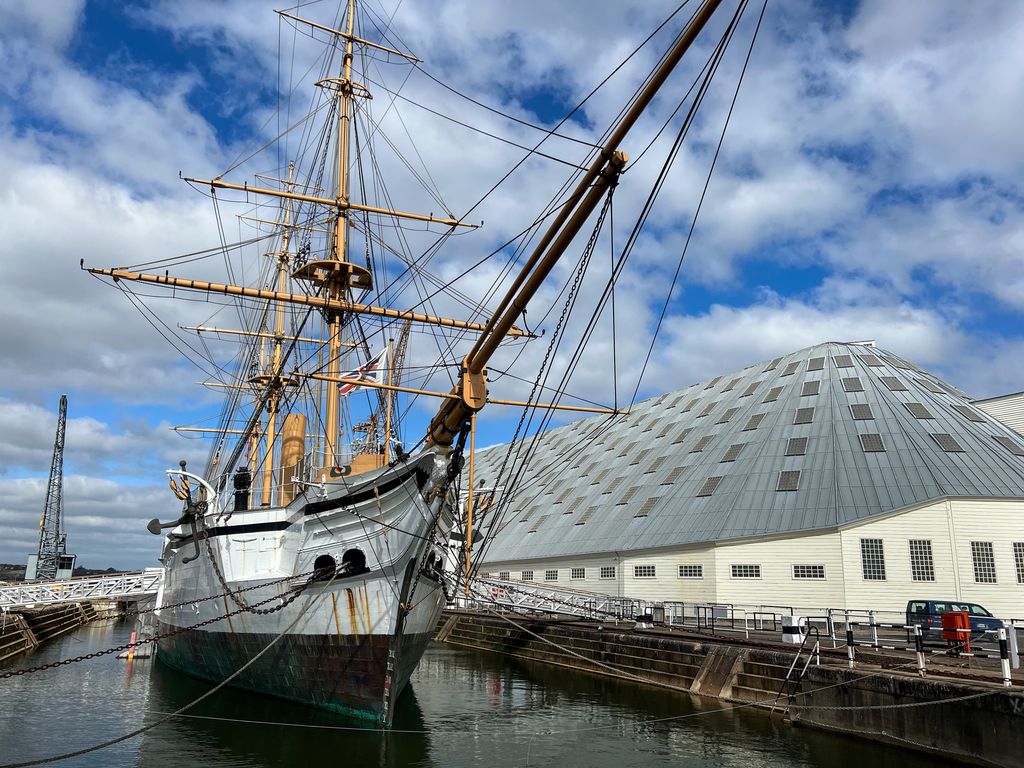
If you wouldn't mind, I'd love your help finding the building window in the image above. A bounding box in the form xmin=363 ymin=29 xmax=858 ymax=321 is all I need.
xmin=544 ymin=569 xmax=559 ymax=582
xmin=860 ymin=433 xmax=885 ymax=452
xmin=521 ymin=570 xmax=534 ymax=581
xmin=801 ymin=380 xmax=820 ymax=396
xmin=731 ymin=564 xmax=761 ymax=579
xmin=860 ymin=538 xmax=886 ymax=580
xmin=499 ymin=571 xmax=510 ymax=580
xmin=908 ymin=540 xmax=935 ymax=581
xmin=971 ymin=541 xmax=997 ymax=583
xmin=571 ymin=567 xmax=586 ymax=580
xmin=794 ymin=407 xmax=814 ymax=424
xmin=1014 ymin=543 xmax=1024 ymax=584
xmin=776 ymin=470 xmax=801 ymax=492
xmin=600 ymin=566 xmax=616 ymax=579
xmin=850 ymin=403 xmax=873 ymax=420
xmin=678 ymin=564 xmax=703 ymax=579
xmin=696 ymin=476 xmax=723 ymax=497
xmin=786 ymin=437 xmax=807 ymax=456
xmin=634 ymin=565 xmax=656 ymax=578
xmin=792 ymin=564 xmax=825 ymax=579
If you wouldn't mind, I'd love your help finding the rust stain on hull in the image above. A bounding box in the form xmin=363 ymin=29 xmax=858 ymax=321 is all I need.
xmin=331 ymin=592 xmax=341 ymax=636
xmin=345 ymin=588 xmax=359 ymax=635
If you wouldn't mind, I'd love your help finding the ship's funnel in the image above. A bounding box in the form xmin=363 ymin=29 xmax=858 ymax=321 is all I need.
xmin=280 ymin=413 xmax=306 ymax=506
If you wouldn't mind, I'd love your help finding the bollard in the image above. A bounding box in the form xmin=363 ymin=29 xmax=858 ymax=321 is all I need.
xmin=846 ymin=626 xmax=855 ymax=668
xmin=914 ymin=625 xmax=926 ymax=677
xmin=127 ymin=630 xmax=137 ymax=661
xmin=999 ymin=627 xmax=1012 ymax=687
xmin=870 ymin=610 xmax=879 ymax=649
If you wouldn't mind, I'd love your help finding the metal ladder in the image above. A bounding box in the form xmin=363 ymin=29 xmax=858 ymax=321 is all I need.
xmin=772 ymin=625 xmax=820 ymax=716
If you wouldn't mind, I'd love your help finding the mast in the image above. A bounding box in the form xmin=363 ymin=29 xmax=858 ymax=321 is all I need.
xmin=322 ymin=0 xmax=357 ymax=470
xmin=34 ymin=395 xmax=68 ymax=580
xmin=259 ymin=161 xmax=296 ymax=505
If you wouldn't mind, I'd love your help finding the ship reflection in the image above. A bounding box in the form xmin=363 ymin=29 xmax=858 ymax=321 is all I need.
xmin=137 ymin=661 xmax=432 ymax=767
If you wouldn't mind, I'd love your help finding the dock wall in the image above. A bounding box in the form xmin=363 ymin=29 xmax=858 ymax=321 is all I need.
xmin=436 ymin=611 xmax=1023 ymax=767
xmin=0 ymin=602 xmax=112 ymax=665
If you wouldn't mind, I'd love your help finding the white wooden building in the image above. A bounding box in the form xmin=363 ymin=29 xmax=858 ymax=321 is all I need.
xmin=471 ymin=342 xmax=1024 ymax=619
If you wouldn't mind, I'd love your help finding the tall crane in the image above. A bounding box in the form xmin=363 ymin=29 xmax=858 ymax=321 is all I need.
xmin=31 ymin=395 xmax=70 ymax=580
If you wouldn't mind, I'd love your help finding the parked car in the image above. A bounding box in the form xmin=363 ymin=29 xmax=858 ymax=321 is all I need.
xmin=905 ymin=600 xmax=1001 ymax=638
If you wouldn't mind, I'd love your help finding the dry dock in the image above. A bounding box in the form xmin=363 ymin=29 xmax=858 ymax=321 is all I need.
xmin=437 ymin=609 xmax=1023 ymax=767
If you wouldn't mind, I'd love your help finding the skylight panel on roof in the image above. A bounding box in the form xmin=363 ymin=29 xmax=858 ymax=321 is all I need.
xmin=807 ymin=357 xmax=825 ymax=371
xmin=782 ymin=362 xmax=800 ymax=376
xmin=696 ymin=476 xmax=723 ymax=497
xmin=850 ymin=403 xmax=873 ymax=420
xmin=764 ymin=357 xmax=783 ymax=372
xmin=617 ymin=486 xmax=641 ymax=505
xmin=917 ymin=378 xmax=945 ymax=394
xmin=741 ymin=381 xmax=760 ymax=397
xmin=721 ymin=443 xmax=745 ymax=462
xmin=881 ymin=376 xmax=908 ymax=391
xmin=705 ymin=376 xmax=722 ymax=390
xmin=777 ymin=470 xmax=801 ymax=491
xmin=527 ymin=514 xmax=549 ymax=533
xmin=698 ymin=401 xmax=718 ymax=417
xmin=690 ymin=435 xmax=714 ymax=452
xmin=801 ymin=381 xmax=820 ymax=396
xmin=629 ymin=448 xmax=652 ymax=466
xmin=518 ymin=508 xmax=534 ymax=523
xmin=563 ymin=498 xmax=582 ymax=515
xmin=794 ymin=407 xmax=815 ymax=424
xmin=645 ymin=456 xmax=668 ymax=474
xmin=842 ymin=377 xmax=864 ymax=392
xmin=663 ymin=466 xmax=686 ymax=484
xmin=763 ymin=386 xmax=783 ymax=403
xmin=930 ymin=433 xmax=965 ymax=452
xmin=723 ymin=377 xmax=742 ymax=392
xmin=617 ymin=441 xmax=638 ymax=458
xmin=994 ymin=435 xmax=1024 ymax=457
xmin=860 ymin=433 xmax=885 ymax=452
xmin=953 ymin=404 xmax=986 ymax=423
xmin=602 ymin=476 xmax=625 ymax=494
xmin=786 ymin=437 xmax=807 ymax=456
xmin=833 ymin=354 xmax=854 ymax=368
xmin=716 ymin=407 xmax=738 ymax=424
xmin=634 ymin=497 xmax=659 ymax=517
xmin=590 ymin=468 xmax=610 ymax=485
xmin=575 ymin=506 xmax=599 ymax=525
xmin=861 ymin=354 xmax=883 ymax=367
xmin=682 ymin=398 xmax=700 ymax=413
xmin=672 ymin=427 xmax=693 ymax=444
xmin=743 ymin=413 xmax=766 ymax=431
xmin=656 ymin=422 xmax=674 ymax=438
xmin=905 ymin=402 xmax=934 ymax=419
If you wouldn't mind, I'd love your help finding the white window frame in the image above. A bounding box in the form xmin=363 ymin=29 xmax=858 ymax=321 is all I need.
xmin=730 ymin=564 xmax=761 ymax=579
xmin=498 ymin=571 xmax=510 ymax=581
xmin=544 ymin=569 xmax=558 ymax=582
xmin=971 ymin=541 xmax=997 ymax=583
xmin=521 ymin=570 xmax=534 ymax=581
xmin=860 ymin=538 xmax=886 ymax=581
xmin=599 ymin=566 xmax=616 ymax=579
xmin=792 ymin=564 xmax=825 ymax=580
xmin=678 ymin=564 xmax=703 ymax=579
xmin=633 ymin=565 xmax=656 ymax=578
xmin=908 ymin=539 xmax=935 ymax=582
xmin=571 ymin=567 xmax=586 ymax=580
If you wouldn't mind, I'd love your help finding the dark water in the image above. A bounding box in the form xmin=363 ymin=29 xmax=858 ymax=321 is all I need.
xmin=0 ymin=619 xmax=951 ymax=767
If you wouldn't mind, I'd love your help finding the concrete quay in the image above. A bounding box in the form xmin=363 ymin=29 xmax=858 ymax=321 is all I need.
xmin=436 ymin=609 xmax=1023 ymax=767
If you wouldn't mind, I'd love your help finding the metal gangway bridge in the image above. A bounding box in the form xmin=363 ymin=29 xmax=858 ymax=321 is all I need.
xmin=0 ymin=568 xmax=623 ymax=619
xmin=0 ymin=568 xmax=164 ymax=610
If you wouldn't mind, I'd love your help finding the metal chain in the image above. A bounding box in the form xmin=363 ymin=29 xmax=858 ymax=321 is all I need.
xmin=0 ymin=582 xmax=309 ymax=681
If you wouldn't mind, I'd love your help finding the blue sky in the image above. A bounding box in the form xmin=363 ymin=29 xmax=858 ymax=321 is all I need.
xmin=1 ymin=0 xmax=1023 ymax=568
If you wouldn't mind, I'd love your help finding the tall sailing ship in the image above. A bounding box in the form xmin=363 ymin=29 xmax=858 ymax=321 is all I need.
xmin=87 ymin=0 xmax=735 ymax=724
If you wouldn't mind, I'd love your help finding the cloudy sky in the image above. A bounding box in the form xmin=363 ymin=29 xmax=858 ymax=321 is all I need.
xmin=1 ymin=0 xmax=1022 ymax=569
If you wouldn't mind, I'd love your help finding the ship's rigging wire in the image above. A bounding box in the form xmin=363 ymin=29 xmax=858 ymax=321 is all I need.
xmin=627 ymin=0 xmax=768 ymax=409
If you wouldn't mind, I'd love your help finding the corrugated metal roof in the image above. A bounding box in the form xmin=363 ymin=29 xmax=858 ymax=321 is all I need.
xmin=472 ymin=342 xmax=1024 ymax=563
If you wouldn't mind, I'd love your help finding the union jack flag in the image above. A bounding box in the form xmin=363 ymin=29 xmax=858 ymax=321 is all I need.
xmin=337 ymin=348 xmax=388 ymax=395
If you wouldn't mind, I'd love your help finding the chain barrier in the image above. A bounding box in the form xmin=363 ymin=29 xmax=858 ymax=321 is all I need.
xmin=0 ymin=578 xmax=314 ymax=681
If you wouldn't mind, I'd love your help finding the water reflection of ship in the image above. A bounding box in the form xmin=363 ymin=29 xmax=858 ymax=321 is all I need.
xmin=138 ymin=661 xmax=431 ymax=768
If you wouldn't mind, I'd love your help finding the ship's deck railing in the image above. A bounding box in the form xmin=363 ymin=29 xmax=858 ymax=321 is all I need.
xmin=0 ymin=568 xmax=164 ymax=610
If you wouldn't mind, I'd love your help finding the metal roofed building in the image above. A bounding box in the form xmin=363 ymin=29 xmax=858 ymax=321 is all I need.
xmin=470 ymin=341 xmax=1024 ymax=616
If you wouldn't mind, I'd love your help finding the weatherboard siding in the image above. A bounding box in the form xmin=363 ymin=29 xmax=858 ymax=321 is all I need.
xmin=974 ymin=393 xmax=1024 ymax=436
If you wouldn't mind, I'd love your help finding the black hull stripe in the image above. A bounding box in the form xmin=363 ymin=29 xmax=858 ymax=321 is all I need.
xmin=302 ymin=464 xmax=429 ymax=516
